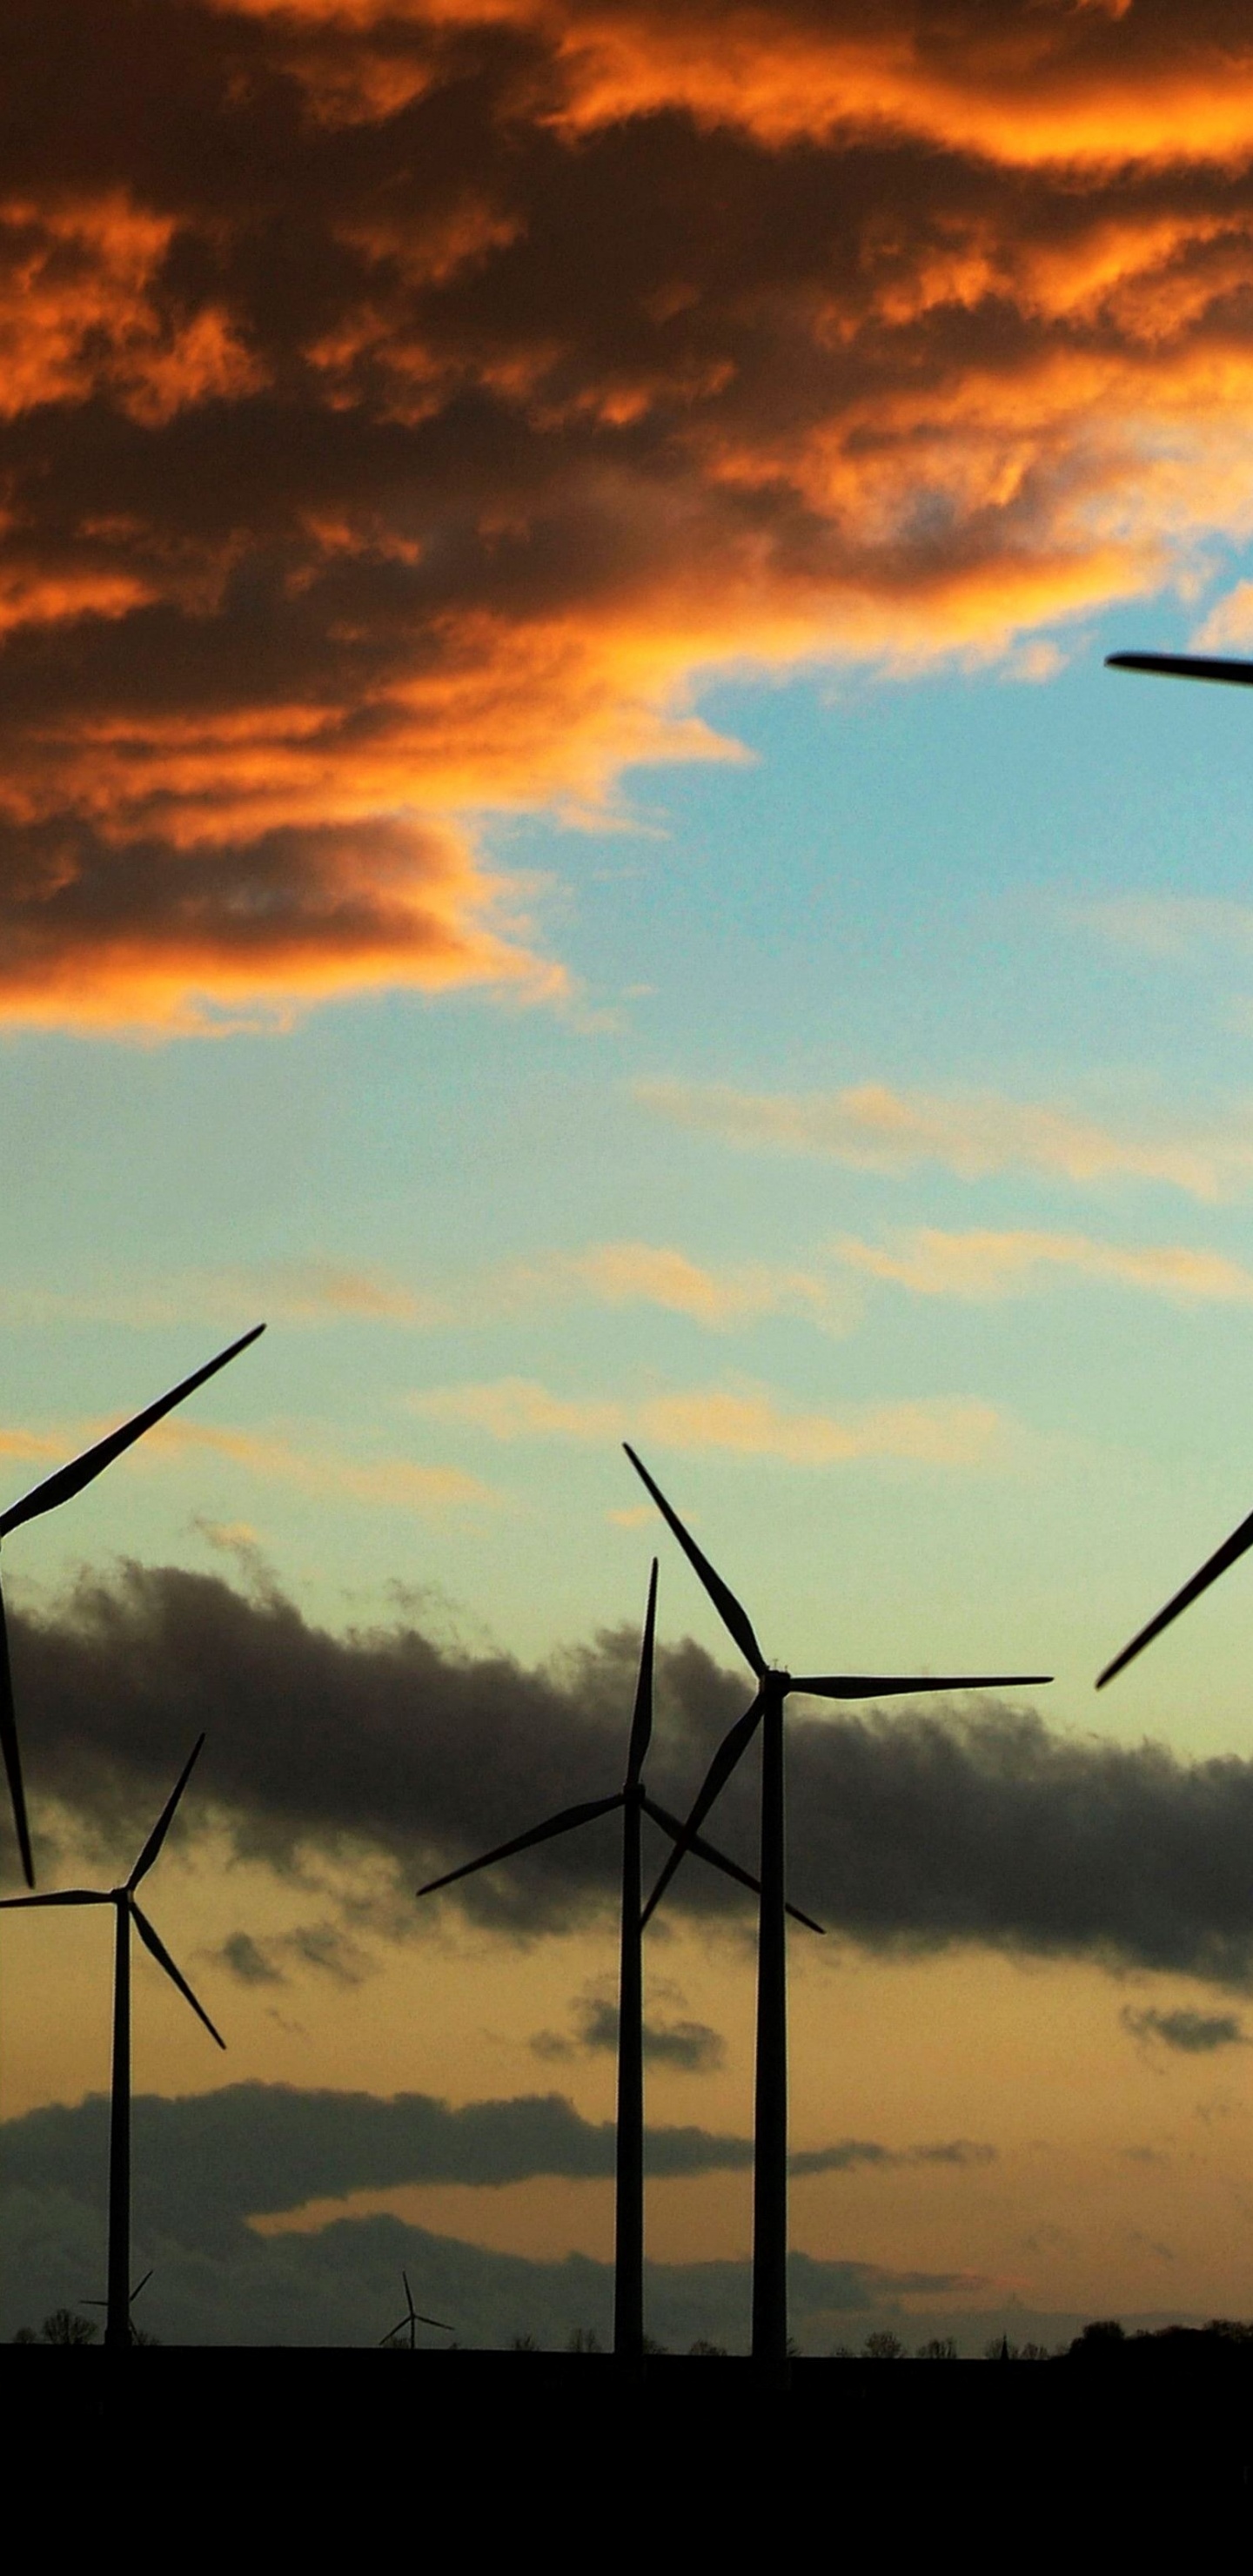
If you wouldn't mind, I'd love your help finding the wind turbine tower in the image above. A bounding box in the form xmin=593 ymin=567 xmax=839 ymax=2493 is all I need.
xmin=624 ymin=1446 xmax=1050 ymax=2370
xmin=1 ymin=1736 xmax=224 ymax=2347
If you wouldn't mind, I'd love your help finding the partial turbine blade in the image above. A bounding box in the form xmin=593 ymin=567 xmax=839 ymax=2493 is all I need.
xmin=0 ymin=1325 xmax=265 ymax=1540
xmin=131 ymin=1900 xmax=225 ymax=2048
xmin=1096 ymin=1502 xmax=1253 ymax=1690
xmin=640 ymin=1691 xmax=764 ymax=1929
xmin=127 ymin=1735 xmax=206 ymax=1888
xmin=625 ymin=1559 xmax=658 ymax=1787
xmin=417 ymin=1794 xmax=623 ymax=1898
xmin=642 ymin=1795 xmax=824 ymax=1934
xmin=0 ymin=1582 xmax=34 ymax=1888
xmin=1107 ymin=651 xmax=1253 ymax=688
xmin=0 ymin=1888 xmax=109 ymax=1909
xmin=131 ymin=2271 xmax=153 ymax=2303
xmin=379 ymin=2320 xmax=408 ymax=2346
xmin=790 ymin=1674 xmax=1051 ymax=1699
xmin=402 ymin=2269 xmax=415 ymax=2317
xmin=412 ymin=2314 xmax=453 ymax=2331
xmin=622 ymin=1448 xmax=766 ymax=1679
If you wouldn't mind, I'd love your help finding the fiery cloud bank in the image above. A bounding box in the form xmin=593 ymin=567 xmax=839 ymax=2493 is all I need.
xmin=5 ymin=2 xmax=1253 ymax=1026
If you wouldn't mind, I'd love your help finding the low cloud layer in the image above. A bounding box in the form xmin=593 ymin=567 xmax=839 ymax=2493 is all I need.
xmin=10 ymin=5 xmax=1253 ymax=1025
xmin=0 ymin=2080 xmax=995 ymax=2349
xmin=10 ymin=1560 xmax=1253 ymax=1989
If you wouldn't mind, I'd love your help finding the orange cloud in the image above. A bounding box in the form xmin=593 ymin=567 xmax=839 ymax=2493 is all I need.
xmin=10 ymin=4 xmax=1253 ymax=1026
xmin=834 ymin=1227 xmax=1253 ymax=1305
xmin=410 ymin=1374 xmax=1005 ymax=1466
xmin=640 ymin=1079 xmax=1253 ymax=1199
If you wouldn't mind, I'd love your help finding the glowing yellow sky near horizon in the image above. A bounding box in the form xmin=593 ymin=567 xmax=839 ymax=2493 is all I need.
xmin=3 ymin=1823 xmax=1250 ymax=2324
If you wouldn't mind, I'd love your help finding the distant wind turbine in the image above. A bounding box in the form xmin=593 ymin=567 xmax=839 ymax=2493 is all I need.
xmin=84 ymin=2267 xmax=153 ymax=2344
xmin=417 ymin=1561 xmax=824 ymax=2362
xmin=0 ymin=1735 xmax=224 ymax=2347
xmin=0 ymin=1323 xmax=265 ymax=1888
xmin=623 ymin=1445 xmax=1051 ymax=2371
xmin=379 ymin=2270 xmax=453 ymax=2349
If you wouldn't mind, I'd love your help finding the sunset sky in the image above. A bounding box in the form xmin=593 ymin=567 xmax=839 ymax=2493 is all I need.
xmin=10 ymin=0 xmax=1253 ymax=2351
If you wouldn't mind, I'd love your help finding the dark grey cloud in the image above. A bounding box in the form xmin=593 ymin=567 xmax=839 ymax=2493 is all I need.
xmin=529 ymin=1984 xmax=725 ymax=2071
xmin=790 ymin=2139 xmax=995 ymax=2177
xmin=0 ymin=2083 xmax=750 ymax=2251
xmin=13 ymin=1560 xmax=1253 ymax=1989
xmin=0 ymin=2081 xmax=995 ymax=2347
xmin=1121 ymin=2007 xmax=1248 ymax=2056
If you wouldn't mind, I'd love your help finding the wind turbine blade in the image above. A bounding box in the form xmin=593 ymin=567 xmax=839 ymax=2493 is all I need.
xmin=130 ymin=1900 xmax=225 ymax=2048
xmin=127 ymin=1735 xmax=206 ymax=1888
xmin=622 ymin=1447 xmax=766 ymax=1678
xmin=1107 ymin=651 xmax=1253 ymax=688
xmin=640 ymin=1692 xmax=764 ymax=1929
xmin=0 ymin=1324 xmax=266 ymax=1540
xmin=642 ymin=1795 xmax=824 ymax=1934
xmin=412 ymin=2314 xmax=453 ymax=2331
xmin=0 ymin=1888 xmax=109 ymax=1908
xmin=790 ymin=1674 xmax=1051 ymax=1699
xmin=131 ymin=2270 xmax=153 ymax=2303
xmin=402 ymin=2269 xmax=415 ymax=2317
xmin=379 ymin=2320 xmax=408 ymax=2346
xmin=0 ymin=1583 xmax=34 ymax=1888
xmin=416 ymin=1794 xmax=623 ymax=1897
xmin=625 ymin=1559 xmax=658 ymax=1786
xmin=1096 ymin=1502 xmax=1253 ymax=1689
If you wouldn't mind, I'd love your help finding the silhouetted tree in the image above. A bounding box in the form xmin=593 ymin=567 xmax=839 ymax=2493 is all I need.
xmin=40 ymin=2311 xmax=97 ymax=2345
xmin=688 ymin=2338 xmax=729 ymax=2356
xmin=510 ymin=2333 xmax=540 ymax=2352
xmin=863 ymin=2330 xmax=906 ymax=2360
xmin=916 ymin=2336 xmax=958 ymax=2360
xmin=566 ymin=2326 xmax=603 ymax=2353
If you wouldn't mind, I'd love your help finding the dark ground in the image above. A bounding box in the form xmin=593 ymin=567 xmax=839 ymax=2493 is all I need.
xmin=5 ymin=2347 xmax=1250 ymax=2542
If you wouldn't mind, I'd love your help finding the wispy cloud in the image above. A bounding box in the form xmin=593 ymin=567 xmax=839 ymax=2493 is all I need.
xmin=499 ymin=1242 xmax=849 ymax=1332
xmin=1192 ymin=582 xmax=1253 ymax=653
xmin=640 ymin=1079 xmax=1253 ymax=1201
xmin=408 ymin=1378 xmax=1004 ymax=1468
xmin=0 ymin=1262 xmax=432 ymax=1332
xmin=151 ymin=1422 xmax=496 ymax=1515
xmin=1075 ymin=896 xmax=1253 ymax=963
xmin=834 ymin=1226 xmax=1253 ymax=1304
xmin=0 ymin=1416 xmax=494 ymax=1519
xmin=1121 ymin=2006 xmax=1248 ymax=2056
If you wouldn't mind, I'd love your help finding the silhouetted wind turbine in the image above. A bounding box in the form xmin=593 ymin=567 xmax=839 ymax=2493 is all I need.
xmin=623 ymin=1446 xmax=1051 ymax=2371
xmin=0 ymin=1323 xmax=265 ymax=1887
xmin=1096 ymin=1490 xmax=1253 ymax=1689
xmin=84 ymin=2267 xmax=152 ymax=2343
xmin=0 ymin=1735 xmax=224 ymax=2347
xmin=417 ymin=1562 xmax=824 ymax=2361
xmin=379 ymin=2270 xmax=453 ymax=2349
xmin=1108 ymin=651 xmax=1253 ymax=688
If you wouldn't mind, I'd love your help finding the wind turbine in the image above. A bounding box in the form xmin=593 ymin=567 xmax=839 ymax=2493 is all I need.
xmin=1108 ymin=651 xmax=1253 ymax=688
xmin=379 ymin=2270 xmax=453 ymax=2349
xmin=623 ymin=1445 xmax=1051 ymax=2370
xmin=417 ymin=1562 xmax=825 ymax=2361
xmin=1096 ymin=1489 xmax=1253 ymax=1689
xmin=0 ymin=1322 xmax=265 ymax=1887
xmin=0 ymin=1734 xmax=224 ymax=2347
xmin=84 ymin=2266 xmax=153 ymax=2344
